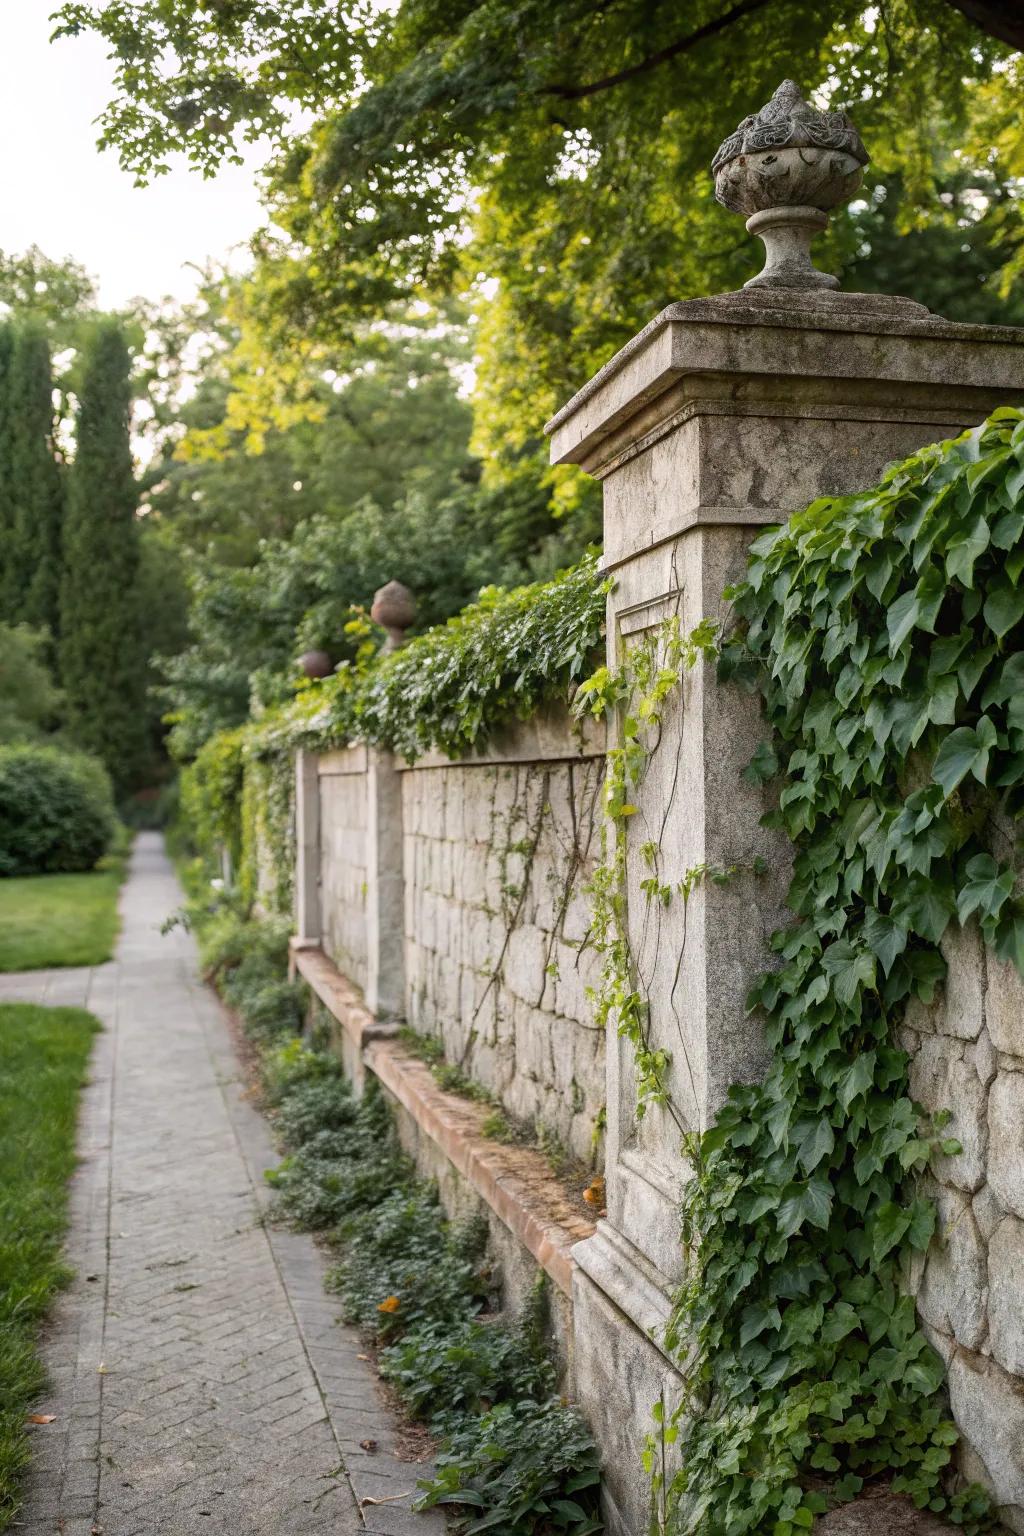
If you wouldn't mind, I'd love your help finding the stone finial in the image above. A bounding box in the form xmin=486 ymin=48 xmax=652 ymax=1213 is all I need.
xmin=371 ymin=580 xmax=416 ymax=651
xmin=712 ymin=79 xmax=868 ymax=291
xmin=298 ymin=649 xmax=333 ymax=679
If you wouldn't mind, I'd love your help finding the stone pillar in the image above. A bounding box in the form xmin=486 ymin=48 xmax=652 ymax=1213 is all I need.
xmin=293 ymin=748 xmax=320 ymax=946
xmin=363 ymin=579 xmax=416 ymax=1023
xmin=364 ymin=747 xmax=405 ymax=1022
xmin=548 ymin=216 xmax=1024 ymax=1536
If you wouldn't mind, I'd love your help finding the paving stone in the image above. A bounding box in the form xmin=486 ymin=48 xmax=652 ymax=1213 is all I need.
xmin=11 ymin=833 xmax=443 ymax=1535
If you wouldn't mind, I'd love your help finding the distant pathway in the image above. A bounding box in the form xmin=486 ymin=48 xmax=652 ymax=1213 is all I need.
xmin=2 ymin=833 xmax=442 ymax=1536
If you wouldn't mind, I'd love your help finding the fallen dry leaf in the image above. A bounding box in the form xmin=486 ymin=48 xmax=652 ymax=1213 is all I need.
xmin=357 ymin=1353 xmax=369 ymax=1361
xmin=360 ymin=1493 xmax=412 ymax=1507
xmin=97 ymin=1362 xmax=108 ymax=1374
xmin=27 ymin=1414 xmax=56 ymax=1425
xmin=359 ymin=1439 xmax=378 ymax=1452
xmin=377 ymin=1295 xmax=400 ymax=1315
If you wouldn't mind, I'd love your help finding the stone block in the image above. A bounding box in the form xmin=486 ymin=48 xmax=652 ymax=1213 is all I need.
xmin=504 ymin=923 xmax=547 ymax=1004
xmin=916 ymin=1184 xmax=988 ymax=1351
xmin=906 ymin=921 xmax=985 ymax=1041
xmin=989 ymin=1072 xmax=1024 ymax=1220
xmin=965 ymin=1027 xmax=998 ymax=1088
xmin=988 ymin=1214 xmax=1024 ymax=1376
xmin=974 ymin=1184 xmax=1004 ymax=1242
xmin=987 ymin=951 xmax=1024 ymax=1060
xmin=947 ymin=1349 xmax=1024 ymax=1530
xmin=908 ymin=1035 xmax=988 ymax=1192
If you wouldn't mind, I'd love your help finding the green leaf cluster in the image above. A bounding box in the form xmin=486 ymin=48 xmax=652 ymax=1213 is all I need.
xmin=249 ymin=551 xmax=608 ymax=763
xmin=665 ymin=409 xmax=1024 ymax=1533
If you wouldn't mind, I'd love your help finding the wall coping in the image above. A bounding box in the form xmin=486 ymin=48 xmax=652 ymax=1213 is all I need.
xmin=396 ymin=709 xmax=605 ymax=772
xmin=289 ymin=940 xmax=594 ymax=1295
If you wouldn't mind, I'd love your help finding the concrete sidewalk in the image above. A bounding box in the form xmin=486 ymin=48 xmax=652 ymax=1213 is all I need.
xmin=3 ymin=833 xmax=443 ymax=1536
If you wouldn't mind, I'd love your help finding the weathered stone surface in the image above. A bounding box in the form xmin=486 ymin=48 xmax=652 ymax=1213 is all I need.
xmin=817 ymin=1490 xmax=959 ymax=1536
xmin=947 ymin=1349 xmax=1024 ymax=1530
xmin=987 ymin=950 xmax=1024 ymax=1059
xmin=974 ymin=1183 xmax=1005 ymax=1241
xmin=988 ymin=1215 xmax=1024 ymax=1376
xmin=989 ymin=1072 xmax=1024 ymax=1220
xmin=906 ymin=921 xmax=986 ymax=1042
xmin=397 ymin=741 xmax=605 ymax=1163
xmin=908 ymin=1036 xmax=988 ymax=1192
xmin=916 ymin=1185 xmax=988 ymax=1351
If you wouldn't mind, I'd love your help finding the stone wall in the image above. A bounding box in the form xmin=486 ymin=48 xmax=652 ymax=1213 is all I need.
xmin=399 ymin=714 xmax=605 ymax=1165
xmin=318 ymin=747 xmax=370 ymax=992
xmin=902 ymin=921 xmax=1024 ymax=1527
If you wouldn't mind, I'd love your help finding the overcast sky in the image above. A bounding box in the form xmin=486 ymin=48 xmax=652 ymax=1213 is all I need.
xmin=0 ymin=3 xmax=270 ymax=309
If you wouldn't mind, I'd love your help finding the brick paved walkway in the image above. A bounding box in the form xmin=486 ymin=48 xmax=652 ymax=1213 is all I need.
xmin=2 ymin=833 xmax=444 ymax=1536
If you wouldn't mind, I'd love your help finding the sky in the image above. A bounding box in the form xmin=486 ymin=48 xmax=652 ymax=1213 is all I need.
xmin=0 ymin=3 xmax=270 ymax=310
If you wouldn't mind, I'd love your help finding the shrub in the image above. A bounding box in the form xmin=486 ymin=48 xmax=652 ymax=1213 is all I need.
xmin=0 ymin=743 xmax=116 ymax=875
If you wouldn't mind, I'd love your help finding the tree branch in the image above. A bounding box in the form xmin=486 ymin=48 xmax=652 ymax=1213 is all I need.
xmin=942 ymin=0 xmax=1024 ymax=50
xmin=540 ymin=0 xmax=776 ymax=101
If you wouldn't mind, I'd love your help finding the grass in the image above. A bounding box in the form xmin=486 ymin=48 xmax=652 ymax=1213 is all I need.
xmin=0 ymin=1002 xmax=99 ymax=1529
xmin=0 ymin=847 xmax=128 ymax=972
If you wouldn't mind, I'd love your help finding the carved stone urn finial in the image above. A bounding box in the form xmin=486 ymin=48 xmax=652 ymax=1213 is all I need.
xmin=371 ymin=580 xmax=416 ymax=651
xmin=712 ymin=79 xmax=868 ymax=291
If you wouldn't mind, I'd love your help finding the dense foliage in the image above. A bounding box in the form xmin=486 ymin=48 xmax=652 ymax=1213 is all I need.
xmin=5 ymin=322 xmax=63 ymax=641
xmin=53 ymin=1 xmax=1024 ymax=516
xmin=0 ymin=743 xmax=116 ymax=876
xmin=253 ymin=552 xmax=608 ymax=763
xmin=60 ymin=319 xmax=147 ymax=795
xmin=637 ymin=409 xmax=1024 ymax=1533
xmin=0 ymin=625 xmax=63 ymax=744
xmin=189 ymin=901 xmax=603 ymax=1535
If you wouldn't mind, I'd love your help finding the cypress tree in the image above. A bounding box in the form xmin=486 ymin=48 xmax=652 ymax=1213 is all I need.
xmin=0 ymin=326 xmax=15 ymax=621
xmin=8 ymin=320 xmax=64 ymax=637
xmin=60 ymin=318 xmax=146 ymax=795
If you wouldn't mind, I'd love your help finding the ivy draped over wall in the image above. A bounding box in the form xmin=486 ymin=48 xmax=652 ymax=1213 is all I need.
xmin=178 ymin=556 xmax=608 ymax=910
xmin=639 ymin=408 xmax=1024 ymax=1535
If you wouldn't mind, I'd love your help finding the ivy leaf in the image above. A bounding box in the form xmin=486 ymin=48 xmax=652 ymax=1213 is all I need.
xmin=957 ymin=853 xmax=1014 ymax=927
xmin=743 ymin=739 xmax=779 ymax=785
xmin=739 ymin=1301 xmax=782 ymax=1346
xmin=932 ymin=718 xmax=997 ymax=797
xmin=871 ymin=1201 xmax=912 ymax=1262
xmin=862 ymin=908 xmax=908 ymax=977
xmin=776 ymin=1178 xmax=833 ymax=1239
xmin=836 ymin=1051 xmax=876 ymax=1111
xmin=944 ymin=514 xmax=990 ymax=589
xmin=984 ymin=581 xmax=1024 ymax=640
xmin=992 ymin=506 xmax=1024 ymax=550
xmin=796 ymin=1118 xmax=835 ymax=1174
xmin=895 ymin=875 xmax=956 ymax=944
xmin=820 ymin=1300 xmax=860 ymax=1344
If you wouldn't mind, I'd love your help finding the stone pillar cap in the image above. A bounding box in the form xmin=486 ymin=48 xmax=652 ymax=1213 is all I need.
xmin=371 ymin=580 xmax=416 ymax=651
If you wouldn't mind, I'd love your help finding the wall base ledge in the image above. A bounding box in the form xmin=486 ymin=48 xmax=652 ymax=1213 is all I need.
xmin=291 ymin=939 xmax=594 ymax=1296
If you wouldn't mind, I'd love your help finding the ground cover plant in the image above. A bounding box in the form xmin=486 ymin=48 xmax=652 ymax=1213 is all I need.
xmin=195 ymin=903 xmax=604 ymax=1535
xmin=0 ymin=1002 xmax=99 ymax=1529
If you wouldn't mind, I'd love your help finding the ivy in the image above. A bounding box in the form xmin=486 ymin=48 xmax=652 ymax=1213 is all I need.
xmin=574 ymin=614 xmax=720 ymax=1118
xmin=654 ymin=408 xmax=1024 ymax=1535
xmin=254 ymin=552 xmax=609 ymax=762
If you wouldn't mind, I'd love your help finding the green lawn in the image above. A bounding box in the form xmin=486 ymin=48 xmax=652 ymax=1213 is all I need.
xmin=0 ymin=1003 xmax=99 ymax=1529
xmin=0 ymin=857 xmax=126 ymax=972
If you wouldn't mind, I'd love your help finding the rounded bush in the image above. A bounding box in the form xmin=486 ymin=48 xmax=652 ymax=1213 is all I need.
xmin=0 ymin=743 xmax=117 ymax=876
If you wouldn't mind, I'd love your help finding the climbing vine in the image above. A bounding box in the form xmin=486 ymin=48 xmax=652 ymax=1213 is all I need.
xmin=621 ymin=408 xmax=1024 ymax=1535
xmin=574 ymin=612 xmax=720 ymax=1119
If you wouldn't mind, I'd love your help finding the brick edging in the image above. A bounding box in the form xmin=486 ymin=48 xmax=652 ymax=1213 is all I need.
xmin=289 ymin=942 xmax=594 ymax=1295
